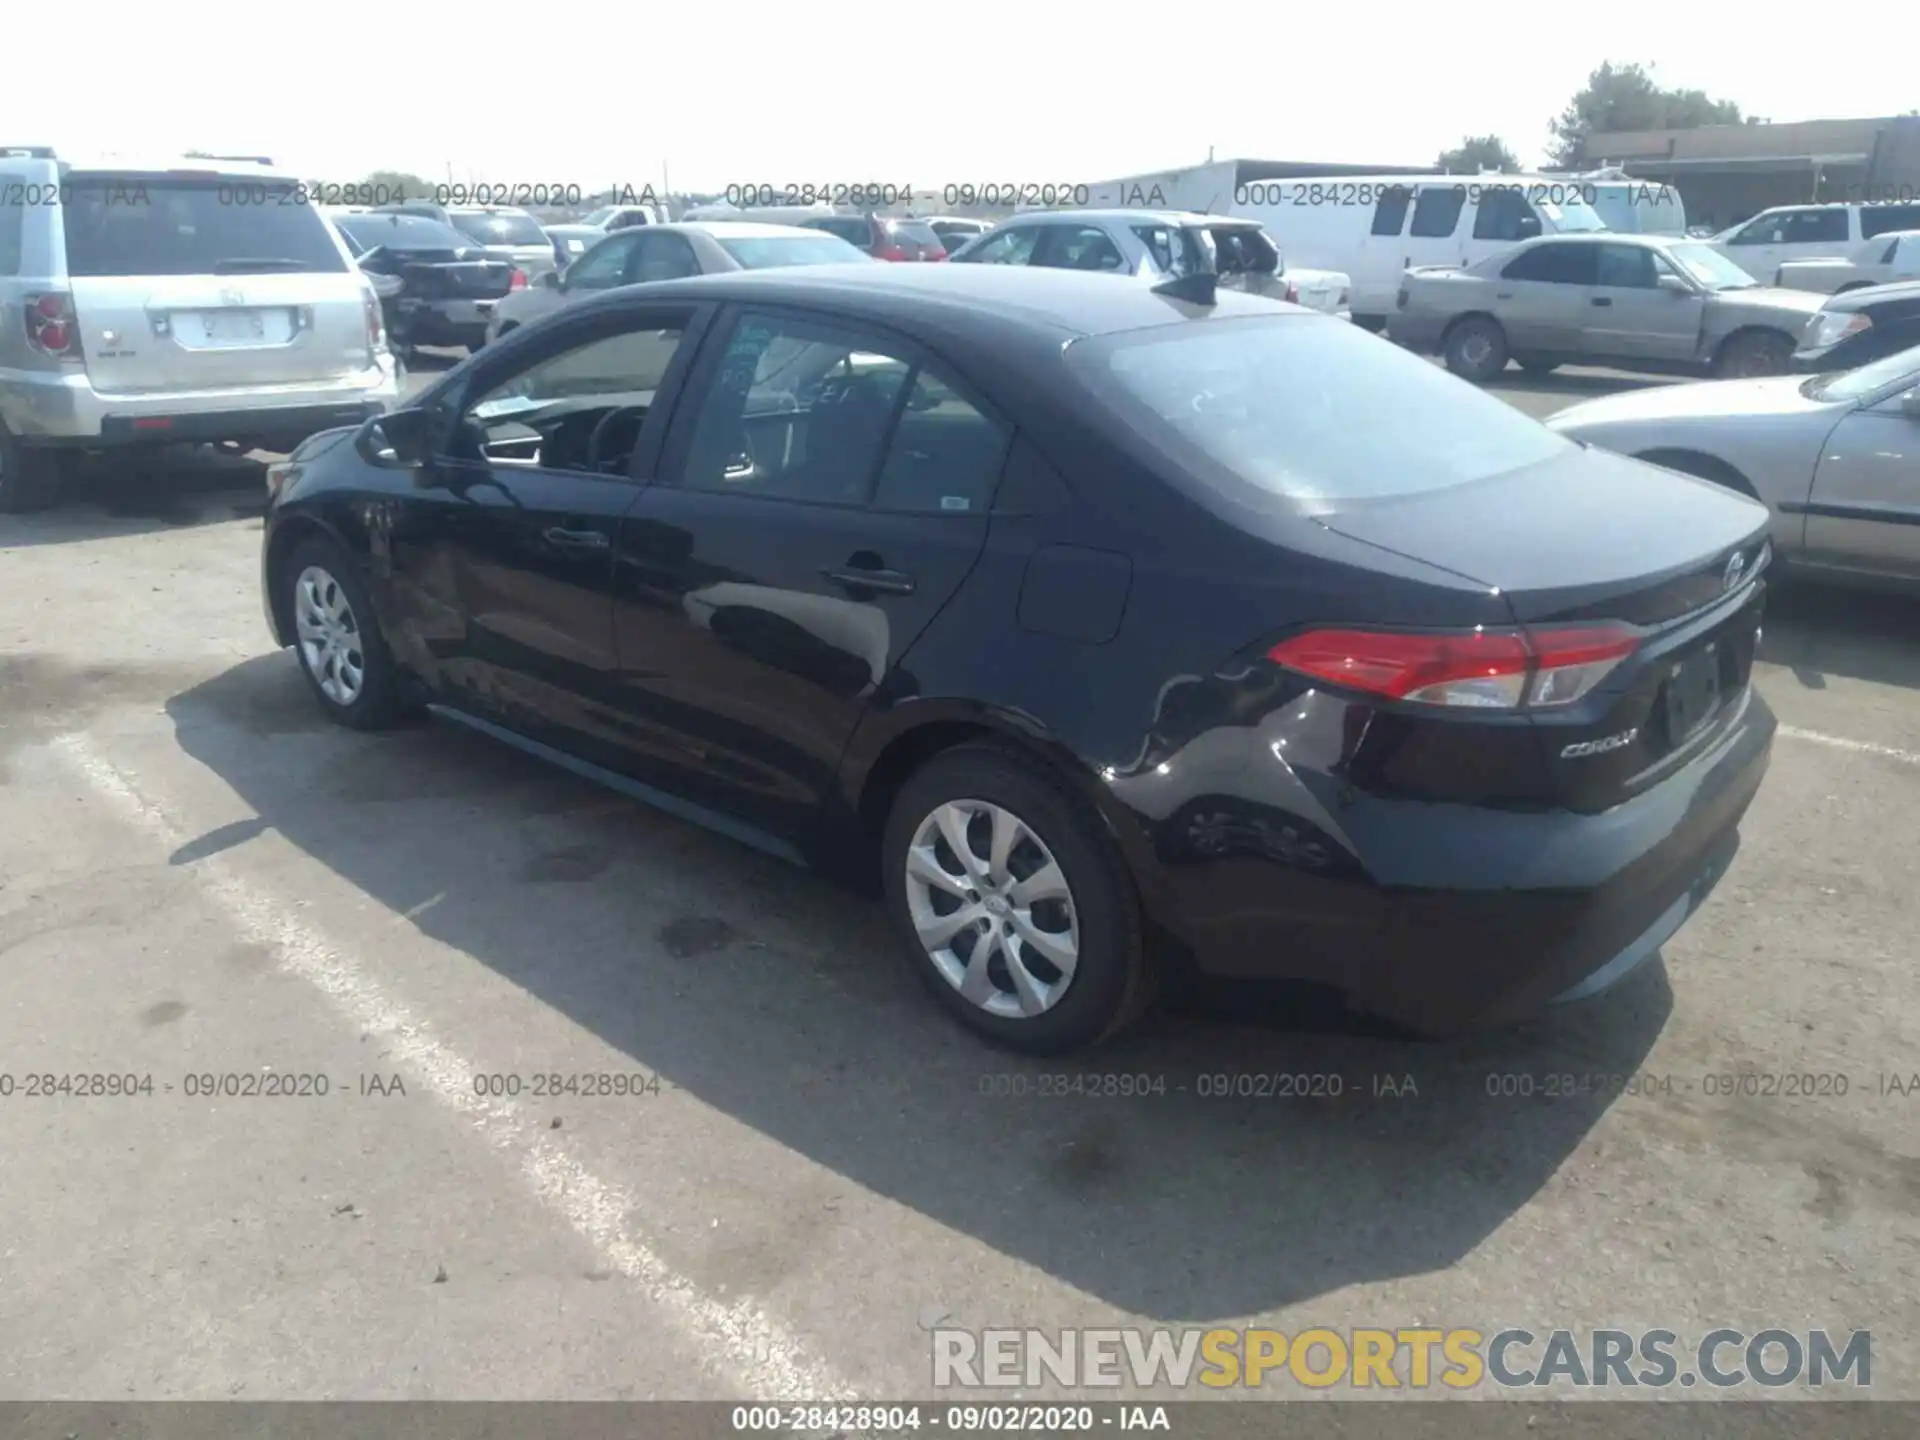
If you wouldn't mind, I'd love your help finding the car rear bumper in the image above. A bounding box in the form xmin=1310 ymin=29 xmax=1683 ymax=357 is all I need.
xmin=1144 ymin=685 xmax=1775 ymax=1032
xmin=397 ymin=298 xmax=499 ymax=347
xmin=2 ymin=362 xmax=401 ymax=444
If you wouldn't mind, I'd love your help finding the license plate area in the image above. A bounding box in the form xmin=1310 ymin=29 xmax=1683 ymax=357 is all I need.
xmin=1661 ymin=642 xmax=1724 ymax=747
xmin=175 ymin=308 xmax=294 ymax=349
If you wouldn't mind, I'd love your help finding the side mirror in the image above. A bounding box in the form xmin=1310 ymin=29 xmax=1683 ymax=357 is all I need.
xmin=1515 ymin=216 xmax=1543 ymax=239
xmin=355 ymin=408 xmax=434 ymax=469
xmin=1657 ymin=273 xmax=1693 ymax=294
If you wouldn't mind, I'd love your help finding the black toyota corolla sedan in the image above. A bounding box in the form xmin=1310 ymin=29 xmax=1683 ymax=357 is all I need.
xmin=260 ymin=263 xmax=1776 ymax=1054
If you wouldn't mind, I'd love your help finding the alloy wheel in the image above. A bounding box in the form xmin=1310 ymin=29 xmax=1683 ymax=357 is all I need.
xmin=294 ymin=565 xmax=365 ymax=707
xmin=903 ymin=799 xmax=1080 ymax=1019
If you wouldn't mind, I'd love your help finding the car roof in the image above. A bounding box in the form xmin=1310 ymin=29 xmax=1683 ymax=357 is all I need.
xmin=675 ymin=221 xmax=849 ymax=239
xmin=575 ymin=262 xmax=1292 ymax=342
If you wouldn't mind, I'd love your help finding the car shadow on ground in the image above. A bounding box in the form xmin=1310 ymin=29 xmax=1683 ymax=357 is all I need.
xmin=1760 ymin=583 xmax=1920 ymax=693
xmin=0 ymin=446 xmax=269 ymax=549
xmin=159 ymin=653 xmax=1675 ymax=1322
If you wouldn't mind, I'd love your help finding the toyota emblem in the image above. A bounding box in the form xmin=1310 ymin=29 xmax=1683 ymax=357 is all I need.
xmin=1722 ymin=551 xmax=1746 ymax=592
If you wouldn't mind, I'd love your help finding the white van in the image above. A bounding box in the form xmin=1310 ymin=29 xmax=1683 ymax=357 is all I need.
xmin=1231 ymin=176 xmax=1610 ymax=327
xmin=1710 ymin=200 xmax=1920 ymax=282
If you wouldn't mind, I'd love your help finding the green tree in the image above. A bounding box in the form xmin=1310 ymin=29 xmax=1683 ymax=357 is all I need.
xmin=1549 ymin=62 xmax=1744 ymax=167
xmin=1437 ymin=135 xmax=1520 ymax=173
xmin=361 ymin=170 xmax=434 ymax=197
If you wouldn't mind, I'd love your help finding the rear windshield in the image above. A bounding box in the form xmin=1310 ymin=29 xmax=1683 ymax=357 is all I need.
xmin=715 ymin=234 xmax=872 ymax=268
xmin=887 ymin=219 xmax=944 ymax=247
xmin=448 ymin=211 xmax=548 ymax=246
xmin=60 ymin=175 xmax=348 ymax=277
xmin=1066 ymin=315 xmax=1568 ymax=508
xmin=337 ymin=214 xmax=470 ymax=252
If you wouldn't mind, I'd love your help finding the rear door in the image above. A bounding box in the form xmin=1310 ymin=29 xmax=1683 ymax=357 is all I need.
xmin=1491 ymin=240 xmax=1595 ymax=353
xmin=1353 ymin=185 xmax=1415 ymax=316
xmin=1583 ymin=243 xmax=1703 ymax=361
xmin=404 ymin=301 xmax=710 ymax=768
xmin=610 ymin=305 xmax=1011 ymax=839
xmin=1802 ymin=382 xmax=1920 ymax=580
xmin=1403 ymin=184 xmax=1471 ymax=274
xmin=60 ymin=172 xmax=369 ymax=394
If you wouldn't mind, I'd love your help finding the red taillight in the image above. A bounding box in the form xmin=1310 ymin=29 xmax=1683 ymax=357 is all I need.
xmin=23 ymin=291 xmax=81 ymax=359
xmin=929 ymin=248 xmax=949 ymax=262
xmin=509 ymin=268 xmax=529 ymax=291
xmin=1284 ymin=280 xmax=1300 ymax=304
xmin=1266 ymin=624 xmax=1640 ymax=710
xmin=876 ymin=244 xmax=910 ymax=262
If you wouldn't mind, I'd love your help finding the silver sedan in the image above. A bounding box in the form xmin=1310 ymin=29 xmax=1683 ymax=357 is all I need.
xmin=1546 ymin=346 xmax=1920 ymax=592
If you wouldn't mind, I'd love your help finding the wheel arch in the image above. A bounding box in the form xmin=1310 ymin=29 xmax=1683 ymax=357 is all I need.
xmin=1633 ymin=448 xmax=1761 ymax=499
xmin=1712 ymin=324 xmax=1797 ymax=369
xmin=263 ymin=511 xmax=362 ymax=646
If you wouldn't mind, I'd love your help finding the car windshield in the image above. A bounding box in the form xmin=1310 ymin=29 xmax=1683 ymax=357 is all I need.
xmin=449 ymin=212 xmax=548 ymax=246
xmin=1538 ymin=198 xmax=1608 ymax=232
xmin=888 ymin=220 xmax=945 ymax=248
xmin=338 ymin=214 xmax=470 ymax=252
xmin=716 ymin=234 xmax=872 ymax=268
xmin=1803 ymin=343 xmax=1920 ymax=403
xmin=60 ymin=175 xmax=349 ymax=277
xmin=1666 ymin=243 xmax=1758 ymax=289
xmin=1067 ymin=314 xmax=1569 ymax=508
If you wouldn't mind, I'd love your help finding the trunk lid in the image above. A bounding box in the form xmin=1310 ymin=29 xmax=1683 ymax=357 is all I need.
xmin=1319 ymin=443 xmax=1772 ymax=811
xmin=397 ymin=257 xmax=515 ymax=299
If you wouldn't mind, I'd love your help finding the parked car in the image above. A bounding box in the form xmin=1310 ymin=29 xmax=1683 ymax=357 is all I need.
xmin=799 ymin=213 xmax=948 ymax=261
xmin=333 ymin=212 xmax=517 ymax=359
xmin=949 ymin=210 xmax=1350 ymax=318
xmin=371 ymin=202 xmax=556 ymax=280
xmin=1390 ymin=233 xmax=1825 ymax=382
xmin=1774 ymin=231 xmax=1920 ymax=295
xmin=484 ymin=222 xmax=870 ymax=342
xmin=1794 ymin=279 xmax=1920 ymax=372
xmin=0 ymin=148 xmax=399 ymax=512
xmin=1709 ymin=201 xmax=1920 ymax=281
xmin=1084 ymin=167 xmax=1611 ymax=326
xmin=260 ymin=264 xmax=1773 ymax=1053
xmin=579 ymin=203 xmax=662 ymax=231
xmin=1548 ymin=343 xmax=1920 ymax=593
xmin=925 ymin=216 xmax=989 ymax=249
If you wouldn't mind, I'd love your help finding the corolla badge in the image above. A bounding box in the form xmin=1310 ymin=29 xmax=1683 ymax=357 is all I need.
xmin=1722 ymin=551 xmax=1746 ymax=592
xmin=1562 ymin=728 xmax=1638 ymax=759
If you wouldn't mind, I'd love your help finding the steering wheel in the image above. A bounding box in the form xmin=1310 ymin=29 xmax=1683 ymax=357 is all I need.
xmin=586 ymin=405 xmax=649 ymax=475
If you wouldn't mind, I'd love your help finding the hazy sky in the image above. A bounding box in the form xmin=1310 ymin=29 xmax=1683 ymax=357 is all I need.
xmin=10 ymin=4 xmax=1913 ymax=191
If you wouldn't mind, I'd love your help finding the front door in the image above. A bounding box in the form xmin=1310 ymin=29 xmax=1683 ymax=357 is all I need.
xmin=610 ymin=305 xmax=1012 ymax=842
xmin=1802 ymin=386 xmax=1920 ymax=581
xmin=409 ymin=301 xmax=710 ymax=767
xmin=1583 ymin=243 xmax=1704 ymax=362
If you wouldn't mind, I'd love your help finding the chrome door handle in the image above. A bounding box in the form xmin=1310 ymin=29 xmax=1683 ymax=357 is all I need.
xmin=820 ymin=565 xmax=916 ymax=596
xmin=543 ymin=527 xmax=609 ymax=550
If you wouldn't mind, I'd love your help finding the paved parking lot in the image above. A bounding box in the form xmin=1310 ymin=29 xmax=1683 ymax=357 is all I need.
xmin=4 ymin=358 xmax=1919 ymax=1403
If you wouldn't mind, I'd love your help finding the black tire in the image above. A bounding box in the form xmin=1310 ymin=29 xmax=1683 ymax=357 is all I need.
xmin=281 ymin=536 xmax=408 ymax=731
xmin=1714 ymin=330 xmax=1793 ymax=379
xmin=1442 ymin=316 xmax=1509 ymax=382
xmin=1516 ymin=357 xmax=1561 ymax=376
xmin=0 ymin=429 xmax=70 ymax=514
xmin=881 ymin=744 xmax=1152 ymax=1055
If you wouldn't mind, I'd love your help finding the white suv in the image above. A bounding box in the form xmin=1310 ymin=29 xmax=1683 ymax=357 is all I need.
xmin=0 ymin=148 xmax=401 ymax=511
xmin=1710 ymin=200 xmax=1920 ymax=283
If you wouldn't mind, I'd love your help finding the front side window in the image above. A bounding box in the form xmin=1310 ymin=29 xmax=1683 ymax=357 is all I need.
xmin=1730 ymin=211 xmax=1794 ymax=246
xmin=1370 ymin=187 xmax=1412 ymax=237
xmin=629 ymin=233 xmax=701 ymax=282
xmin=1036 ymin=225 xmax=1127 ymax=272
xmin=564 ymin=234 xmax=641 ymax=290
xmin=678 ymin=312 xmax=912 ymax=505
xmin=1472 ymin=188 xmax=1537 ymax=242
xmin=455 ymin=318 xmax=691 ymax=476
xmin=962 ymin=226 xmax=1042 ymax=265
xmin=1594 ymin=243 xmax=1658 ymax=288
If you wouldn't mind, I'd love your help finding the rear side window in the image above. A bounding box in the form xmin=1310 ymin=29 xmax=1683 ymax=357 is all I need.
xmin=1067 ymin=315 xmax=1568 ymax=506
xmin=1500 ymin=242 xmax=1596 ymax=284
xmin=1409 ymin=186 xmax=1466 ymax=238
xmin=1370 ymin=187 xmax=1411 ymax=236
xmin=1786 ymin=209 xmax=1849 ymax=243
xmin=1862 ymin=204 xmax=1920 ymax=239
xmin=60 ymin=176 xmax=348 ymax=277
xmin=871 ymin=371 xmax=1010 ymax=515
